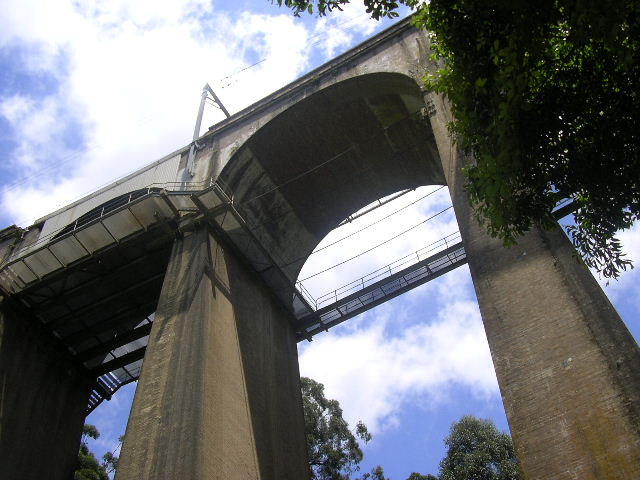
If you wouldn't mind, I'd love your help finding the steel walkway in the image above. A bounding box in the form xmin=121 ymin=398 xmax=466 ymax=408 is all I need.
xmin=295 ymin=241 xmax=467 ymax=340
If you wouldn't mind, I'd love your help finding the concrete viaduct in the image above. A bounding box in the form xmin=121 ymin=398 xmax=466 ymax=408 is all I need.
xmin=1 ymin=17 xmax=639 ymax=480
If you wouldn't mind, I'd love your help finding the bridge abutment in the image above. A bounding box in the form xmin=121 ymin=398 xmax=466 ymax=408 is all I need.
xmin=115 ymin=225 xmax=309 ymax=480
xmin=429 ymin=94 xmax=640 ymax=479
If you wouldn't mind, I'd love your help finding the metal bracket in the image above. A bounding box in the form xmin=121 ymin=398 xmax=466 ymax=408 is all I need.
xmin=187 ymin=84 xmax=230 ymax=176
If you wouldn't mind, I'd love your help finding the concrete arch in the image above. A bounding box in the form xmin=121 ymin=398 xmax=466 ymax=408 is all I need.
xmin=219 ymin=72 xmax=445 ymax=282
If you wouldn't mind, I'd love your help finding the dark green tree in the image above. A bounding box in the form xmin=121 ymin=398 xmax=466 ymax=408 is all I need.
xmin=271 ymin=0 xmax=420 ymax=19
xmin=406 ymin=473 xmax=437 ymax=480
xmin=74 ymin=425 xmax=109 ymax=480
xmin=420 ymin=0 xmax=639 ymax=279
xmin=361 ymin=465 xmax=389 ymax=480
xmin=438 ymin=415 xmax=520 ymax=480
xmin=359 ymin=465 xmax=437 ymax=480
xmin=273 ymin=0 xmax=640 ymax=279
xmin=302 ymin=377 xmax=372 ymax=480
xmin=358 ymin=464 xmax=440 ymax=479
xmin=102 ymin=449 xmax=119 ymax=476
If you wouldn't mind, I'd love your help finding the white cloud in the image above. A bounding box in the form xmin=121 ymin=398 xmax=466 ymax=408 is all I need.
xmin=294 ymin=178 xmax=498 ymax=439
xmin=0 ymin=92 xmax=85 ymax=211
xmin=1 ymin=0 xmax=389 ymax=225
xmin=298 ymin=270 xmax=499 ymax=436
xmin=602 ymin=224 xmax=640 ymax=313
xmin=0 ymin=95 xmax=32 ymax=123
xmin=298 ymin=186 xmax=458 ymax=306
xmin=310 ymin=2 xmax=381 ymax=57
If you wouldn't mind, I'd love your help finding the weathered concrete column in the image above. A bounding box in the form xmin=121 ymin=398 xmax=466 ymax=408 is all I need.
xmin=428 ymin=94 xmax=640 ymax=479
xmin=0 ymin=298 xmax=92 ymax=480
xmin=116 ymin=225 xmax=309 ymax=480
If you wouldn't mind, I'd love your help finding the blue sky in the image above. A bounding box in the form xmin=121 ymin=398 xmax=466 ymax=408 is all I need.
xmin=1 ymin=1 xmax=639 ymax=479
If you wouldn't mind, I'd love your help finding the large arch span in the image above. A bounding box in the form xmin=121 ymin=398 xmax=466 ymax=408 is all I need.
xmin=219 ymin=72 xmax=445 ymax=283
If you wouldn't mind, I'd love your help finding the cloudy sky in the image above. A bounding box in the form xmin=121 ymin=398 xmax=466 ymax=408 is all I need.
xmin=1 ymin=1 xmax=638 ymax=478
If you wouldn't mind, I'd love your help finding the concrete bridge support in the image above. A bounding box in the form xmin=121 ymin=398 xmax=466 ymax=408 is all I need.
xmin=3 ymin=19 xmax=639 ymax=480
xmin=116 ymin=225 xmax=309 ymax=480
xmin=0 ymin=298 xmax=92 ymax=480
xmin=429 ymin=95 xmax=640 ymax=479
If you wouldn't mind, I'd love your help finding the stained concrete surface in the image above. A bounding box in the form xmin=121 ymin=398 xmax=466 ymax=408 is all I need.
xmin=0 ymin=298 xmax=92 ymax=480
xmin=429 ymin=92 xmax=640 ymax=479
xmin=116 ymin=226 xmax=309 ymax=480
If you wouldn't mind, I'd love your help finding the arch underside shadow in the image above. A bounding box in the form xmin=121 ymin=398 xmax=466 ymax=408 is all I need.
xmin=220 ymin=73 xmax=446 ymax=284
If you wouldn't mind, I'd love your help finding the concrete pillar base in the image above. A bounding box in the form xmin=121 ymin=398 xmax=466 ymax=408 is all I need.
xmin=116 ymin=226 xmax=309 ymax=480
xmin=0 ymin=298 xmax=92 ymax=480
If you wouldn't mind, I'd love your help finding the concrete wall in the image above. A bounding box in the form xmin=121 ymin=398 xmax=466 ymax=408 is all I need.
xmin=218 ymin=71 xmax=444 ymax=284
xmin=116 ymin=226 xmax=309 ymax=480
xmin=0 ymin=25 xmax=435 ymax=479
xmin=0 ymin=297 xmax=92 ymax=480
xmin=123 ymin=21 xmax=640 ymax=476
xmin=428 ymin=92 xmax=640 ymax=479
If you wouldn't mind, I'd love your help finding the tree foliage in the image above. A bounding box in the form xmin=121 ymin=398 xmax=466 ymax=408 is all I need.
xmin=273 ymin=0 xmax=640 ymax=278
xmin=421 ymin=0 xmax=639 ymax=279
xmin=74 ymin=425 xmax=120 ymax=480
xmin=361 ymin=465 xmax=390 ymax=480
xmin=102 ymin=450 xmax=119 ymax=475
xmin=302 ymin=377 xmax=372 ymax=480
xmin=272 ymin=0 xmax=422 ymax=20
xmin=359 ymin=466 xmax=438 ymax=480
xmin=78 ymin=389 xmax=516 ymax=480
xmin=438 ymin=416 xmax=520 ymax=480
xmin=74 ymin=425 xmax=109 ymax=480
xmin=328 ymin=414 xmax=517 ymax=480
xmin=406 ymin=473 xmax=437 ymax=480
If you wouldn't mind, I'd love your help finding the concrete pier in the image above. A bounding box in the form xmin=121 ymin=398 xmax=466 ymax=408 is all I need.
xmin=429 ymin=94 xmax=640 ymax=479
xmin=0 ymin=298 xmax=92 ymax=480
xmin=116 ymin=226 xmax=309 ymax=480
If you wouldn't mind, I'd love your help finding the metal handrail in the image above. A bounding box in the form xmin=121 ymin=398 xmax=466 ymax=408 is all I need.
xmin=297 ymin=231 xmax=462 ymax=311
xmin=1 ymin=178 xmax=228 ymax=266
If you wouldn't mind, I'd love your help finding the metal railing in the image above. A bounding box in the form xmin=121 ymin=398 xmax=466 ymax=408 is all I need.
xmin=296 ymin=231 xmax=462 ymax=311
